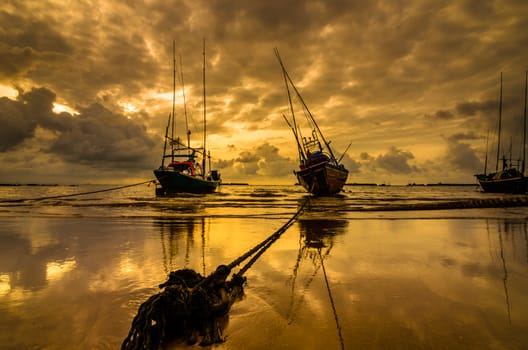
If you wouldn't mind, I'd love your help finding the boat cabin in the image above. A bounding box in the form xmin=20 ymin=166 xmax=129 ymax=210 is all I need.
xmin=300 ymin=151 xmax=330 ymax=169
xmin=167 ymin=161 xmax=202 ymax=176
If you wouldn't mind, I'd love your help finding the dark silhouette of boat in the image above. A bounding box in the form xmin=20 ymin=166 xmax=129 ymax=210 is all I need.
xmin=475 ymin=72 xmax=528 ymax=193
xmin=154 ymin=40 xmax=221 ymax=195
xmin=275 ymin=49 xmax=349 ymax=196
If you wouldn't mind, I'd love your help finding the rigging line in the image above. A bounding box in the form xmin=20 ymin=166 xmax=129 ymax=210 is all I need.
xmin=202 ymin=217 xmax=207 ymax=276
xmin=496 ymin=72 xmax=503 ymax=172
xmin=286 ymin=232 xmax=304 ymax=321
xmin=161 ymin=113 xmax=170 ymax=167
xmin=160 ymin=227 xmax=169 ymax=275
xmin=179 ymin=53 xmax=191 ymax=149
xmin=172 ymin=40 xmax=176 ymax=162
xmin=318 ymin=248 xmax=345 ymax=350
xmin=202 ymin=38 xmax=207 ymax=178
xmin=0 ymin=179 xmax=157 ymax=203
xmin=275 ymin=48 xmax=306 ymax=160
xmin=283 ymin=114 xmax=305 ymax=162
xmin=287 ymin=244 xmax=320 ymax=324
xmin=276 ymin=50 xmax=338 ymax=164
xmin=288 ymin=244 xmax=332 ymax=325
xmin=337 ymin=142 xmax=352 ymax=163
xmin=498 ymin=228 xmax=512 ymax=325
xmin=522 ymin=70 xmax=527 ymax=174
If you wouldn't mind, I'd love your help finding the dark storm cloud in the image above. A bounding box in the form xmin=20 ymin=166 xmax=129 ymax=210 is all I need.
xmin=340 ymin=154 xmax=361 ymax=174
xmin=360 ymin=152 xmax=372 ymax=161
xmin=356 ymin=147 xmax=420 ymax=175
xmin=0 ymin=87 xmax=59 ymax=151
xmin=0 ymin=45 xmax=34 ymax=80
xmin=0 ymin=7 xmax=72 ymax=54
xmin=0 ymin=96 xmax=36 ymax=151
xmin=444 ymin=134 xmax=482 ymax=172
xmin=0 ymin=5 xmax=73 ymax=82
xmin=375 ymin=146 xmax=419 ymax=174
xmin=1 ymin=0 xmax=528 ymax=183
xmin=448 ymin=132 xmax=480 ymax=142
xmin=431 ymin=110 xmax=455 ymax=120
xmin=0 ymin=87 xmax=157 ymax=167
xmin=49 ymin=103 xmax=157 ymax=167
xmin=455 ymin=100 xmax=497 ymax=117
xmin=217 ymin=142 xmax=293 ymax=177
xmin=0 ymin=1 xmax=161 ymax=106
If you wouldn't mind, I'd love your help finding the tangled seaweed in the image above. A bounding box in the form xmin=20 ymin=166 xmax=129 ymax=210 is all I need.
xmin=122 ymin=265 xmax=246 ymax=349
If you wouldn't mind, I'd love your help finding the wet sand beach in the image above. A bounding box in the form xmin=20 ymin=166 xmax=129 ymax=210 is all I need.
xmin=1 ymin=184 xmax=527 ymax=349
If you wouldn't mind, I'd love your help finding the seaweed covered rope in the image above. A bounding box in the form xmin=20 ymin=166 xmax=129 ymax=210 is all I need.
xmin=121 ymin=199 xmax=309 ymax=350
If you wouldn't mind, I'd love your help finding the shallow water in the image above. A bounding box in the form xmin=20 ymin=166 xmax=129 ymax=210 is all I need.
xmin=0 ymin=184 xmax=527 ymax=349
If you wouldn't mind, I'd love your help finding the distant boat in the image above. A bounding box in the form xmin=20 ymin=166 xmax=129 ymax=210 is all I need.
xmin=475 ymin=72 xmax=528 ymax=193
xmin=275 ymin=49 xmax=349 ymax=196
xmin=154 ymin=40 xmax=221 ymax=195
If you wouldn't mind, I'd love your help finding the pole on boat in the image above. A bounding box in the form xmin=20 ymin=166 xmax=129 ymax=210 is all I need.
xmin=171 ymin=40 xmax=176 ymax=163
xmin=202 ymin=38 xmax=207 ymax=178
xmin=522 ymin=71 xmax=527 ymax=175
xmin=275 ymin=48 xmax=305 ymax=161
xmin=483 ymin=129 xmax=489 ymax=175
xmin=161 ymin=113 xmax=170 ymax=167
xmin=496 ymin=72 xmax=503 ymax=172
xmin=337 ymin=142 xmax=352 ymax=163
xmin=283 ymin=114 xmax=305 ymax=160
xmin=274 ymin=48 xmax=339 ymax=165
xmin=179 ymin=54 xmax=191 ymax=150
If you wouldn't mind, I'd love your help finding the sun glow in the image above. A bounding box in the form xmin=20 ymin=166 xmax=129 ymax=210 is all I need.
xmin=119 ymin=101 xmax=138 ymax=113
xmin=0 ymin=84 xmax=18 ymax=98
xmin=53 ymin=102 xmax=79 ymax=115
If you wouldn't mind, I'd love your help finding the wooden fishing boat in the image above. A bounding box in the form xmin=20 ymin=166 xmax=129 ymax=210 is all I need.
xmin=154 ymin=41 xmax=221 ymax=195
xmin=475 ymin=72 xmax=528 ymax=194
xmin=275 ymin=48 xmax=349 ymax=196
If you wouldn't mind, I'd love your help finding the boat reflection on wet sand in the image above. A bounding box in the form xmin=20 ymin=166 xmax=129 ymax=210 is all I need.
xmin=1 ymin=184 xmax=528 ymax=349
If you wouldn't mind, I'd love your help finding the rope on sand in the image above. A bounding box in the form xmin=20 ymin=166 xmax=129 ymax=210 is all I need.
xmin=121 ymin=198 xmax=309 ymax=349
xmin=0 ymin=179 xmax=157 ymax=203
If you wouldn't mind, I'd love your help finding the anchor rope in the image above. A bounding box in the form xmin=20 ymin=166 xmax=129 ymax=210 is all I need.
xmin=187 ymin=198 xmax=309 ymax=293
xmin=122 ymin=198 xmax=309 ymax=349
xmin=226 ymin=198 xmax=309 ymax=276
xmin=0 ymin=179 xmax=157 ymax=203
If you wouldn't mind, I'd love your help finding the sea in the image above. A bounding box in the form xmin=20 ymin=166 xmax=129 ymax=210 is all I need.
xmin=0 ymin=183 xmax=527 ymax=349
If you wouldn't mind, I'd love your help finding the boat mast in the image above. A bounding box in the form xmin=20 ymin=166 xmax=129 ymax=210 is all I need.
xmin=483 ymin=129 xmax=489 ymax=174
xmin=202 ymin=38 xmax=207 ymax=178
xmin=274 ymin=49 xmax=339 ymax=165
xmin=161 ymin=113 xmax=170 ymax=167
xmin=286 ymin=67 xmax=338 ymax=164
xmin=283 ymin=114 xmax=305 ymax=161
xmin=179 ymin=54 xmax=191 ymax=150
xmin=496 ymin=72 xmax=503 ymax=172
xmin=171 ymin=40 xmax=176 ymax=163
xmin=522 ymin=71 xmax=527 ymax=174
xmin=275 ymin=48 xmax=306 ymax=161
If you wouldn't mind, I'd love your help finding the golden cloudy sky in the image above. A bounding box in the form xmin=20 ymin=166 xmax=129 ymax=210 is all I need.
xmin=1 ymin=0 xmax=527 ymax=185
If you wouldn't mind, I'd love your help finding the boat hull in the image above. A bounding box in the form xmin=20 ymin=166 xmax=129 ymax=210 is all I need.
xmin=477 ymin=176 xmax=527 ymax=194
xmin=154 ymin=169 xmax=220 ymax=195
xmin=295 ymin=162 xmax=348 ymax=196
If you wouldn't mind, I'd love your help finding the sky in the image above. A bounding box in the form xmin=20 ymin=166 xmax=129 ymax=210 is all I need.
xmin=1 ymin=0 xmax=528 ymax=185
